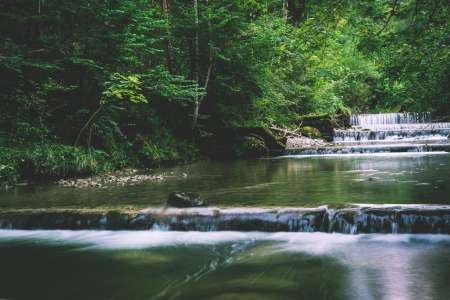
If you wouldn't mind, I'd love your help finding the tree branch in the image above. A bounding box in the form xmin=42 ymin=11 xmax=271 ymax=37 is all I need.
xmin=74 ymin=104 xmax=104 ymax=147
xmin=376 ymin=0 xmax=399 ymax=36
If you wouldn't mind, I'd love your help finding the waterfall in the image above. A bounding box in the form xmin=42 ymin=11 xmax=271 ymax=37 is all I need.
xmin=334 ymin=126 xmax=450 ymax=143
xmin=350 ymin=112 xmax=432 ymax=126
xmin=1 ymin=206 xmax=449 ymax=234
xmin=333 ymin=112 xmax=450 ymax=144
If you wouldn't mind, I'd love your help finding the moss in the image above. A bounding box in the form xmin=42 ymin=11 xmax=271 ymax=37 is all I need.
xmin=300 ymin=126 xmax=322 ymax=139
xmin=298 ymin=113 xmax=332 ymax=121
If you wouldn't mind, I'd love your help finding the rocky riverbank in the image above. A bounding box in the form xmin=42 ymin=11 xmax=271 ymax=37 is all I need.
xmin=285 ymin=136 xmax=331 ymax=149
xmin=57 ymin=168 xmax=188 ymax=188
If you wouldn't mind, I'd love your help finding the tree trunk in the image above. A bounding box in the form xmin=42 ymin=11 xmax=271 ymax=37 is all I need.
xmin=37 ymin=0 xmax=41 ymax=37
xmin=192 ymin=0 xmax=200 ymax=130
xmin=199 ymin=0 xmax=213 ymax=103
xmin=282 ymin=1 xmax=288 ymax=21
xmin=287 ymin=0 xmax=306 ymax=25
xmin=162 ymin=0 xmax=174 ymax=74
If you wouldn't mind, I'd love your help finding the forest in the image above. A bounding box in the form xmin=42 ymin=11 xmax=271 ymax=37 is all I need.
xmin=0 ymin=0 xmax=449 ymax=185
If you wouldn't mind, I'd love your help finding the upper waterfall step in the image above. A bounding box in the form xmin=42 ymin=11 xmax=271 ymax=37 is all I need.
xmin=350 ymin=112 xmax=432 ymax=126
xmin=336 ymin=112 xmax=450 ymax=142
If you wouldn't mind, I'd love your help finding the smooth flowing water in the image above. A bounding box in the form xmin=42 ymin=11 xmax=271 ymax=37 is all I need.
xmin=0 ymin=230 xmax=449 ymax=300
xmin=1 ymin=153 xmax=450 ymax=209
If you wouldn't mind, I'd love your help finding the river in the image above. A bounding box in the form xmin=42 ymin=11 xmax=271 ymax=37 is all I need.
xmin=1 ymin=153 xmax=450 ymax=299
xmin=0 ymin=153 xmax=449 ymax=209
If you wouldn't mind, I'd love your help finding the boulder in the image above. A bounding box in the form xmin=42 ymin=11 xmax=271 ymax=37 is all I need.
xmin=301 ymin=126 xmax=322 ymax=139
xmin=167 ymin=192 xmax=207 ymax=208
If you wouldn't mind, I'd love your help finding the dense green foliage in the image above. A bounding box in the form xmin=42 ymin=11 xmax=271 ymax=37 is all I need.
xmin=0 ymin=0 xmax=449 ymax=184
xmin=0 ymin=145 xmax=111 ymax=186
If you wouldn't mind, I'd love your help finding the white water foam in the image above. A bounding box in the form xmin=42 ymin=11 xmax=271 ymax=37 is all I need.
xmin=277 ymin=151 xmax=450 ymax=159
xmin=1 ymin=230 xmax=449 ymax=251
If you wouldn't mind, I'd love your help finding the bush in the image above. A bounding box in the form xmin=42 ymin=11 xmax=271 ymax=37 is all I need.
xmin=18 ymin=144 xmax=112 ymax=180
xmin=0 ymin=147 xmax=21 ymax=186
xmin=137 ymin=131 xmax=199 ymax=166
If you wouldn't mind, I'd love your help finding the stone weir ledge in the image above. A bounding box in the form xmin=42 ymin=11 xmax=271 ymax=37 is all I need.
xmin=0 ymin=205 xmax=449 ymax=234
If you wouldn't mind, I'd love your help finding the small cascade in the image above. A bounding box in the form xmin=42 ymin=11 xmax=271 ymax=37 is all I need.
xmin=334 ymin=128 xmax=450 ymax=143
xmin=337 ymin=112 xmax=450 ymax=143
xmin=1 ymin=206 xmax=449 ymax=234
xmin=350 ymin=112 xmax=432 ymax=126
xmin=327 ymin=206 xmax=450 ymax=234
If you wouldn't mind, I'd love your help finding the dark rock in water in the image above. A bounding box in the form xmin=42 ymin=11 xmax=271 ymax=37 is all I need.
xmin=167 ymin=192 xmax=207 ymax=208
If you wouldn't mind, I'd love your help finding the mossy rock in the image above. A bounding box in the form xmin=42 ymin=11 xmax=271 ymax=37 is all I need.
xmin=301 ymin=126 xmax=322 ymax=139
xmin=298 ymin=115 xmax=334 ymax=142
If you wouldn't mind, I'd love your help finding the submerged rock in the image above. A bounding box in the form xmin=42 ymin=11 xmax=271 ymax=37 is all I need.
xmin=167 ymin=192 xmax=207 ymax=208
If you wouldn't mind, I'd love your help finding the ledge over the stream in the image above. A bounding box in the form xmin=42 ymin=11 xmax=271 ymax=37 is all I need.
xmin=0 ymin=205 xmax=449 ymax=234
